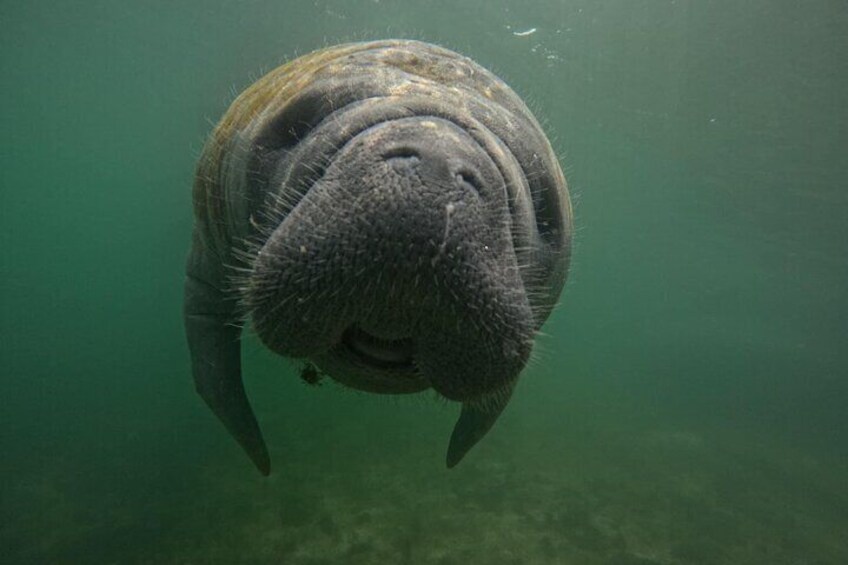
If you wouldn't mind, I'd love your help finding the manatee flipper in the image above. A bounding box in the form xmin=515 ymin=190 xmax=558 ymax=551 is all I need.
xmin=184 ymin=247 xmax=270 ymax=476
xmin=446 ymin=395 xmax=511 ymax=468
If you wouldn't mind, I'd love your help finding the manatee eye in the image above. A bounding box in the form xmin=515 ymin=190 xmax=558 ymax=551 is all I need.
xmin=455 ymin=170 xmax=482 ymax=195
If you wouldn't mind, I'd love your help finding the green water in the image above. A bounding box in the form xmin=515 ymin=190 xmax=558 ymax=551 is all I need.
xmin=2 ymin=1 xmax=846 ymax=563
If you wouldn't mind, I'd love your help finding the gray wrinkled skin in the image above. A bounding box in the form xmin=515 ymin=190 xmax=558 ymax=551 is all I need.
xmin=184 ymin=40 xmax=572 ymax=475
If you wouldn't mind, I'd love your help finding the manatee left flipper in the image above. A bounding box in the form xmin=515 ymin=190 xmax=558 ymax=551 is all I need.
xmin=446 ymin=394 xmax=512 ymax=468
xmin=184 ymin=250 xmax=270 ymax=476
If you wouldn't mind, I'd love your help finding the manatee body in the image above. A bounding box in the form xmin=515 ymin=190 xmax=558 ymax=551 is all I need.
xmin=185 ymin=40 xmax=572 ymax=475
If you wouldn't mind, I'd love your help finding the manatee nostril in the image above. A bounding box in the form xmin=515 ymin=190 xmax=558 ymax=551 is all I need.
xmin=383 ymin=147 xmax=421 ymax=168
xmin=455 ymin=170 xmax=482 ymax=195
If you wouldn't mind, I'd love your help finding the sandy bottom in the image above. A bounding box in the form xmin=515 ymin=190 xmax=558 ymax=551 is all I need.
xmin=4 ymin=396 xmax=847 ymax=564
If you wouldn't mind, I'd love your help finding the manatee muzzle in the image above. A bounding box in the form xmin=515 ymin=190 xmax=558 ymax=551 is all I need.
xmin=247 ymin=117 xmax=535 ymax=406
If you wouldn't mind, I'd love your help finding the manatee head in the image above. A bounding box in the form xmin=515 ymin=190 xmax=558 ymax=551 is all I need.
xmin=185 ymin=40 xmax=572 ymax=475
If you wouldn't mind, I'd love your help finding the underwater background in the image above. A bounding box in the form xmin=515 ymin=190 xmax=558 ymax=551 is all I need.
xmin=1 ymin=1 xmax=846 ymax=563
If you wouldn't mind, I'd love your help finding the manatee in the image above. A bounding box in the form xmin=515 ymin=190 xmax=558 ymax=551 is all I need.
xmin=184 ymin=40 xmax=572 ymax=475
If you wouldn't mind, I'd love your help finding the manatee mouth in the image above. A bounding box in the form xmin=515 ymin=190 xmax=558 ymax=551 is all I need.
xmin=341 ymin=326 xmax=415 ymax=369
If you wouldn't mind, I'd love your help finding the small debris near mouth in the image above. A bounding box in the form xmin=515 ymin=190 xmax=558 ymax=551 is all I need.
xmin=299 ymin=362 xmax=324 ymax=386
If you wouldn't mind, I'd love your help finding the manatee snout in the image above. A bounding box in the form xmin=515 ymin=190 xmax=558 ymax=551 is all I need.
xmin=248 ymin=117 xmax=535 ymax=405
xmin=184 ymin=40 xmax=572 ymax=475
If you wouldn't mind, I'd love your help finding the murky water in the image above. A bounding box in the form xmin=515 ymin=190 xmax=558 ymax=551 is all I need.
xmin=2 ymin=1 xmax=846 ymax=563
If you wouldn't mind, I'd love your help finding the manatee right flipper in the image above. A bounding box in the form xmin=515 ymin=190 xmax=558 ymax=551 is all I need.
xmin=446 ymin=394 xmax=512 ymax=468
xmin=184 ymin=247 xmax=270 ymax=476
